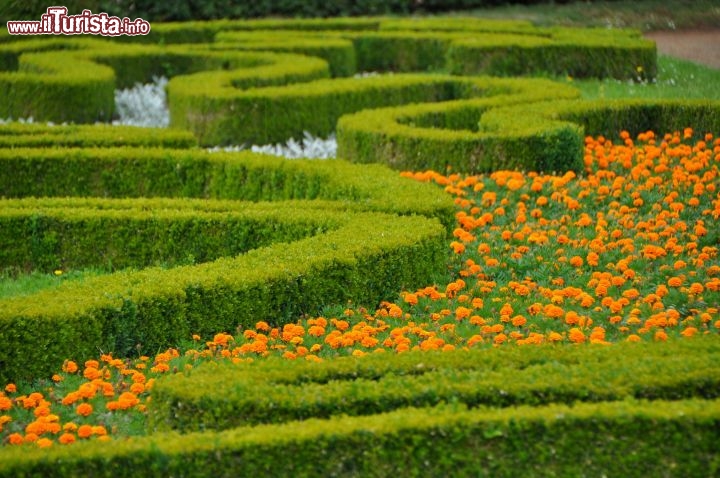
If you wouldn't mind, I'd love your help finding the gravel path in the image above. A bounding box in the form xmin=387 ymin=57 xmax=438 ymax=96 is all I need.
xmin=644 ymin=29 xmax=720 ymax=69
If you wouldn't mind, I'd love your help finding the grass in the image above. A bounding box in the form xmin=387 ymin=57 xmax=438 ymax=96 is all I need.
xmin=0 ymin=268 xmax=110 ymax=300
xmin=573 ymin=56 xmax=720 ymax=100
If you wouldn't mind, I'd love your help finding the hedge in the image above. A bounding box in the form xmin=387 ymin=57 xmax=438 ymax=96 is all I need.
xmin=0 ymin=123 xmax=196 ymax=148
xmin=0 ymin=148 xmax=455 ymax=230
xmin=168 ymin=73 xmax=581 ymax=146
xmin=1 ymin=17 xmax=655 ymax=133
xmin=478 ymin=98 xmax=720 ymax=145
xmin=0 ymin=207 xmax=446 ymax=383
xmin=447 ymin=27 xmax=656 ymax=79
xmin=0 ymin=38 xmax=330 ymax=123
xmin=336 ymin=76 xmax=581 ymax=173
xmin=0 ymin=398 xmax=718 ymax=477
xmin=337 ymin=98 xmax=720 ymax=173
xmin=148 ymin=337 xmax=720 ymax=432
xmin=212 ymin=31 xmax=357 ymax=77
xmin=0 ymin=198 xmax=341 ymax=272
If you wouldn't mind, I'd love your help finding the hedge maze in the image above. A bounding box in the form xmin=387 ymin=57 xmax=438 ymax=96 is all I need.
xmin=1 ymin=16 xmax=719 ymax=475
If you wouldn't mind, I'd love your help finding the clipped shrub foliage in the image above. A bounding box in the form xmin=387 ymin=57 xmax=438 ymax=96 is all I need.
xmin=148 ymin=337 xmax=720 ymax=431
xmin=1 ymin=397 xmax=719 ymax=477
xmin=338 ymin=97 xmax=720 ymax=173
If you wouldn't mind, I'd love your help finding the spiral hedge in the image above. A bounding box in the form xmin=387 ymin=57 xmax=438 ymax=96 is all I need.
xmin=1 ymin=15 xmax=719 ymax=475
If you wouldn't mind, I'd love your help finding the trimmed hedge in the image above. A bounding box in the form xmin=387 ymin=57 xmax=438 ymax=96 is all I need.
xmin=0 ymin=398 xmax=718 ymax=477
xmin=1 ymin=17 xmax=656 ymax=133
xmin=0 ymin=208 xmax=446 ymax=383
xmin=336 ymin=76 xmax=581 ymax=173
xmin=213 ymin=31 xmax=357 ymax=77
xmin=0 ymin=148 xmax=455 ymax=229
xmin=0 ymin=198 xmax=341 ymax=272
xmin=338 ymin=98 xmax=720 ymax=173
xmin=0 ymin=123 xmax=197 ymax=148
xmin=0 ymin=146 xmax=454 ymax=383
xmin=148 ymin=337 xmax=720 ymax=432
xmin=479 ymin=98 xmax=720 ymax=146
xmin=168 ymin=73 xmax=581 ymax=146
xmin=447 ymin=27 xmax=656 ymax=79
xmin=0 ymin=38 xmax=330 ymax=123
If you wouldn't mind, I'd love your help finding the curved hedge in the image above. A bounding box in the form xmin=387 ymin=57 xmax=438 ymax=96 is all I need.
xmin=1 ymin=397 xmax=718 ymax=477
xmin=0 ymin=148 xmax=455 ymax=228
xmin=0 ymin=38 xmax=330 ymax=123
xmin=0 ymin=144 xmax=454 ymax=383
xmin=336 ymin=77 xmax=581 ymax=173
xmin=0 ymin=123 xmax=197 ymax=148
xmin=0 ymin=201 xmax=446 ymax=383
xmin=337 ymin=97 xmax=720 ymax=173
xmin=149 ymin=337 xmax=720 ymax=432
xmin=1 ymin=17 xmax=655 ymax=139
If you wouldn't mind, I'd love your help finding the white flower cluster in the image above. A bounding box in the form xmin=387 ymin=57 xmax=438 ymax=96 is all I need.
xmin=208 ymin=132 xmax=337 ymax=159
xmin=112 ymin=76 xmax=170 ymax=128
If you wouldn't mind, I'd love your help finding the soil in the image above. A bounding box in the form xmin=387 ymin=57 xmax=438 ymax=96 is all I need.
xmin=644 ymin=29 xmax=720 ymax=69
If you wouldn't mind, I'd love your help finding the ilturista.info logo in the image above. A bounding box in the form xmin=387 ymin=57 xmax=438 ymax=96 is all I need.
xmin=7 ymin=6 xmax=151 ymax=36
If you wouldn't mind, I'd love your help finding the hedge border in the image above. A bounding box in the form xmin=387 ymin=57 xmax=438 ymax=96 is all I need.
xmin=0 ymin=148 xmax=455 ymax=230
xmin=148 ymin=337 xmax=720 ymax=432
xmin=0 ymin=204 xmax=446 ymax=383
xmin=337 ymin=98 xmax=720 ymax=173
xmin=0 ymin=397 xmax=718 ymax=477
xmin=0 ymin=123 xmax=197 ymax=148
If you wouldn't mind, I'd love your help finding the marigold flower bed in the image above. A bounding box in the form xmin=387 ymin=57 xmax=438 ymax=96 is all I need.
xmin=0 ymin=129 xmax=718 ymax=448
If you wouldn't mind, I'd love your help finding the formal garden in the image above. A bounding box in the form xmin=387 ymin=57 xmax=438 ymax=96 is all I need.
xmin=0 ymin=0 xmax=719 ymax=475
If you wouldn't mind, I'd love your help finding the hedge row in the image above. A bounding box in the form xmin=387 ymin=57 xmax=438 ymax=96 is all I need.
xmin=336 ymin=77 xmax=582 ymax=173
xmin=0 ymin=198 xmax=342 ymax=272
xmin=337 ymin=98 xmax=720 ymax=173
xmin=212 ymin=32 xmax=357 ymax=77
xmin=0 ymin=208 xmax=446 ymax=383
xmin=447 ymin=27 xmax=656 ymax=78
xmin=214 ymin=26 xmax=655 ymax=79
xmin=0 ymin=148 xmax=455 ymax=229
xmin=479 ymin=98 xmax=720 ymax=141
xmin=148 ymin=337 xmax=720 ymax=432
xmin=168 ymin=74 xmax=580 ymax=146
xmin=1 ymin=18 xmax=655 ymax=135
xmin=0 ymin=38 xmax=330 ymax=123
xmin=1 ymin=397 xmax=718 ymax=477
xmin=0 ymin=123 xmax=196 ymax=148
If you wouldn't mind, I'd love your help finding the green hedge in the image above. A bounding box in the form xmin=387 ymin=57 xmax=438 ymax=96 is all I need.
xmin=336 ymin=76 xmax=581 ymax=173
xmin=0 ymin=147 xmax=454 ymax=383
xmin=213 ymin=31 xmax=357 ymax=77
xmin=0 ymin=198 xmax=341 ymax=272
xmin=447 ymin=27 xmax=656 ymax=79
xmin=1 ymin=18 xmax=656 ymax=132
xmin=0 ymin=39 xmax=330 ymax=123
xmin=338 ymin=97 xmax=720 ymax=173
xmin=148 ymin=337 xmax=720 ymax=432
xmin=0 ymin=123 xmax=196 ymax=148
xmin=169 ymin=73 xmax=580 ymax=146
xmin=479 ymin=98 xmax=720 ymax=145
xmin=0 ymin=148 xmax=455 ymax=229
xmin=0 ymin=208 xmax=446 ymax=383
xmin=1 ymin=397 xmax=718 ymax=477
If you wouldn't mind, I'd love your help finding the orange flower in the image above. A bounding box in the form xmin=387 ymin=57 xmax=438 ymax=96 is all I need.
xmin=76 ymin=403 xmax=93 ymax=417
xmin=568 ymin=328 xmax=586 ymax=344
xmin=58 ymin=433 xmax=76 ymax=445
xmin=667 ymin=277 xmax=683 ymax=288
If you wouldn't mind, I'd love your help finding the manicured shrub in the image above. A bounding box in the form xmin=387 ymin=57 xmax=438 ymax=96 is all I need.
xmin=1 ymin=397 xmax=718 ymax=477
xmin=148 ymin=337 xmax=720 ymax=431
